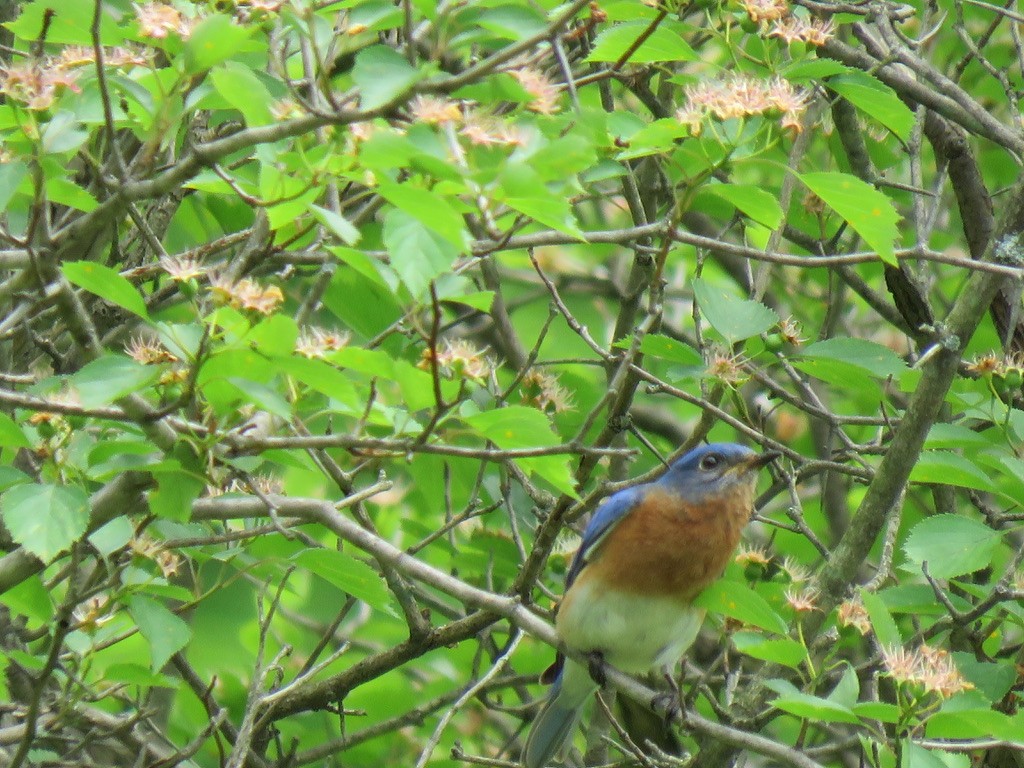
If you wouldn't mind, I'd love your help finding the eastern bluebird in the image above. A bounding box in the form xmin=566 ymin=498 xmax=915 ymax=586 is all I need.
xmin=523 ymin=442 xmax=778 ymax=768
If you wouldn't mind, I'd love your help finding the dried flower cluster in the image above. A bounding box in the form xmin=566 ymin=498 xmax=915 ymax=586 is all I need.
xmin=707 ymin=349 xmax=749 ymax=387
xmin=418 ymin=339 xmax=493 ymax=381
xmin=678 ymin=75 xmax=811 ymax=136
xmin=54 ymin=46 xmax=150 ymax=69
xmin=881 ymin=644 xmax=975 ymax=698
xmin=837 ymin=598 xmax=872 ymax=635
xmin=159 ymin=255 xmax=206 ymax=282
xmin=125 ymin=336 xmax=179 ymax=365
xmin=0 ymin=61 xmax=80 ymax=111
xmin=741 ymin=0 xmax=835 ymax=46
xmin=208 ymin=273 xmax=285 ymax=315
xmin=510 ymin=67 xmax=562 ymax=115
xmin=134 ymin=2 xmax=195 ymax=39
xmin=296 ymin=327 xmax=350 ymax=359
xmin=520 ymin=370 xmax=575 ymax=414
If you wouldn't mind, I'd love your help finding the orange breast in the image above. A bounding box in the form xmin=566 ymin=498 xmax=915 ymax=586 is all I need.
xmin=582 ymin=487 xmax=751 ymax=601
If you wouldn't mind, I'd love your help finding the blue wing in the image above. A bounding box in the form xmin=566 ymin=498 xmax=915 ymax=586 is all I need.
xmin=563 ymin=485 xmax=645 ymax=589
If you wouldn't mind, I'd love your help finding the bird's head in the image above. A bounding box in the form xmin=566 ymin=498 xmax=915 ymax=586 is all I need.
xmin=656 ymin=442 xmax=778 ymax=505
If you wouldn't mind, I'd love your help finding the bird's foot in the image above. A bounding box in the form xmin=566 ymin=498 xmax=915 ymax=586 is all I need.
xmin=653 ymin=671 xmax=682 ymax=724
xmin=586 ymin=651 xmax=607 ymax=687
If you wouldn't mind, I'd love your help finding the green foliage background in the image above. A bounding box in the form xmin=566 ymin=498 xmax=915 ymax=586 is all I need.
xmin=0 ymin=0 xmax=1022 ymax=766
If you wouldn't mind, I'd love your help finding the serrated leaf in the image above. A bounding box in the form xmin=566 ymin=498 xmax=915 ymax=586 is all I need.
xmin=798 ymin=172 xmax=900 ymax=264
xmin=504 ymin=196 xmax=584 ymax=239
xmin=588 ymin=21 xmax=697 ymax=64
xmin=378 ymin=181 xmax=468 ymax=248
xmin=732 ymin=632 xmax=806 ymax=668
xmin=296 ymin=548 xmax=394 ymax=614
xmin=382 ymin=208 xmax=460 ymax=299
xmin=279 ymin=355 xmax=361 ymax=410
xmin=0 ymin=483 xmax=90 ymax=562
xmin=63 ymin=261 xmax=150 ymax=320
xmin=352 ymin=45 xmax=421 ymax=110
xmin=827 ymin=73 xmax=915 ymax=142
xmin=70 ymin=355 xmax=161 ymax=407
xmin=903 ymin=514 xmax=1001 ymax=579
xmin=705 ymin=184 xmax=783 ymax=229
xmin=46 ymin=177 xmax=98 ymax=212
xmin=799 ymin=337 xmax=907 ymax=378
xmin=766 ymin=679 xmax=861 ymax=724
xmin=128 ymin=596 xmax=191 ymax=671
xmin=694 ymin=579 xmax=788 ymax=634
xmin=463 ymin=407 xmax=574 ymax=495
xmin=210 ymin=62 xmax=273 ymax=126
xmin=692 ymin=278 xmax=779 ymax=343
xmin=909 ymin=451 xmax=996 ymax=493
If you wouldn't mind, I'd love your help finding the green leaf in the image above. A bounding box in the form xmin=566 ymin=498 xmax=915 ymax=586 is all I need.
xmin=852 ymin=701 xmax=902 ymax=723
xmin=128 ymin=596 xmax=192 ymax=671
xmin=311 ymin=205 xmax=362 ymax=246
xmin=860 ymin=588 xmax=902 ymax=648
xmin=70 ymin=355 xmax=161 ymax=407
xmin=5 ymin=0 xmax=123 ymax=45
xmin=588 ymin=21 xmax=697 ymax=63
xmin=798 ymin=337 xmax=907 ymax=378
xmin=636 ymin=334 xmax=704 ymax=366
xmin=0 ymin=162 xmax=28 ymax=213
xmin=46 ymin=177 xmax=98 ymax=212
xmin=210 ymin=62 xmax=274 ymax=126
xmin=279 ymin=355 xmax=361 ymax=410
xmin=827 ymin=73 xmax=915 ymax=142
xmin=296 ymin=549 xmax=394 ymax=614
xmin=798 ymin=172 xmax=900 ymax=264
xmin=183 ymin=14 xmax=253 ymax=73
xmin=0 ymin=413 xmax=30 ymax=449
xmin=352 ymin=45 xmax=422 ymax=110
xmin=0 ymin=575 xmax=53 ymax=624
xmin=691 ymin=278 xmax=779 ymax=343
xmin=732 ymin=632 xmax=806 ymax=668
xmin=149 ymin=469 xmax=204 ymax=522
xmin=900 ymin=741 xmax=971 ymax=768
xmin=903 ymin=514 xmax=1001 ymax=579
xmin=104 ymin=663 xmax=179 ymax=689
xmin=63 ymin=261 xmax=150 ymax=320
xmin=463 ymin=406 xmax=574 ymax=495
xmin=704 ymin=184 xmax=784 ymax=230
xmin=378 ymin=181 xmax=468 ymax=248
xmin=382 ymin=208 xmax=461 ymax=299
xmin=0 ymin=483 xmax=90 ymax=562
xmin=765 ymin=679 xmax=861 ymax=724
xmin=694 ymin=579 xmax=788 ymax=634
xmin=909 ymin=451 xmax=997 ymax=493
xmin=504 ymin=195 xmax=585 ymax=239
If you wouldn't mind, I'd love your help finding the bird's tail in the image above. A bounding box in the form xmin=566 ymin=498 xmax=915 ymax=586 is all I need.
xmin=522 ymin=662 xmax=597 ymax=768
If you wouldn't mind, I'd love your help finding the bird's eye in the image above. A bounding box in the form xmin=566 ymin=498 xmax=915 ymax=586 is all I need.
xmin=699 ymin=453 xmax=722 ymax=471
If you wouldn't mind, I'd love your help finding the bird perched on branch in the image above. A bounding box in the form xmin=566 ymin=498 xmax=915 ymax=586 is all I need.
xmin=523 ymin=442 xmax=778 ymax=768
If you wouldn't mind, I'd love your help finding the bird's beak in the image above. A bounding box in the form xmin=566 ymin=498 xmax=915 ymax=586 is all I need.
xmin=744 ymin=450 xmax=781 ymax=471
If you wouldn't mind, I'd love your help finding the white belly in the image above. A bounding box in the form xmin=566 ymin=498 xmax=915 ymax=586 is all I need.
xmin=556 ymin=581 xmax=705 ymax=673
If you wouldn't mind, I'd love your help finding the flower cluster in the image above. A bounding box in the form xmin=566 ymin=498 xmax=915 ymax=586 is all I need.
xmin=208 ymin=273 xmax=285 ymax=315
xmin=510 ymin=67 xmax=562 ymax=115
xmin=418 ymin=339 xmax=493 ymax=382
xmin=296 ymin=327 xmax=350 ymax=359
xmin=881 ymin=644 xmax=975 ymax=698
xmin=519 ymin=369 xmax=575 ymax=414
xmin=54 ymin=46 xmax=150 ymax=69
xmin=125 ymin=336 xmax=179 ymax=365
xmin=741 ymin=0 xmax=835 ymax=46
xmin=678 ymin=75 xmax=810 ymax=136
xmin=837 ymin=598 xmax=871 ymax=635
xmin=134 ymin=2 xmax=195 ymax=39
xmin=0 ymin=61 xmax=80 ymax=111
